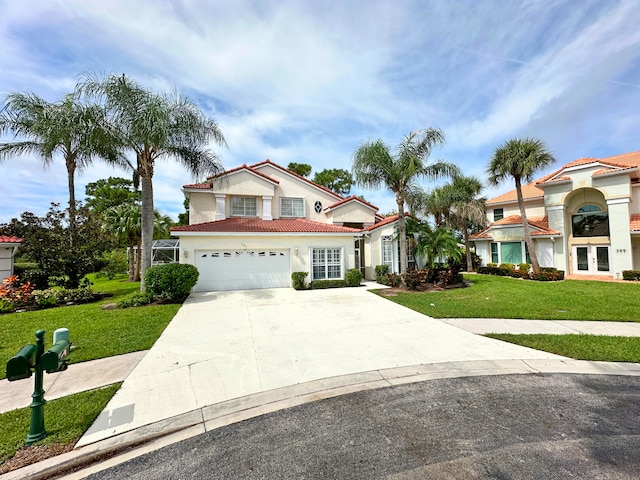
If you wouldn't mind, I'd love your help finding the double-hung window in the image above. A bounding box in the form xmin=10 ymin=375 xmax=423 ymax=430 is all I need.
xmin=493 ymin=208 xmax=504 ymax=221
xmin=231 ymin=197 xmax=257 ymax=216
xmin=280 ymin=197 xmax=304 ymax=217
xmin=312 ymin=248 xmax=342 ymax=280
xmin=382 ymin=236 xmax=393 ymax=267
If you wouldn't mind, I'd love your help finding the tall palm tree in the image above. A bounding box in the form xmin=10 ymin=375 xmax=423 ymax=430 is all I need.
xmin=352 ymin=128 xmax=458 ymax=276
xmin=0 ymin=90 xmax=121 ymax=287
xmin=487 ymin=137 xmax=555 ymax=273
xmin=79 ymin=73 xmax=227 ymax=289
xmin=444 ymin=176 xmax=487 ymax=272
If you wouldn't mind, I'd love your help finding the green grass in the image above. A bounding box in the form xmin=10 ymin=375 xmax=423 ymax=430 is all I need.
xmin=380 ymin=274 xmax=640 ymax=321
xmin=0 ymin=384 xmax=119 ymax=465
xmin=1 ymin=274 xmax=181 ymax=380
xmin=486 ymin=334 xmax=640 ymax=362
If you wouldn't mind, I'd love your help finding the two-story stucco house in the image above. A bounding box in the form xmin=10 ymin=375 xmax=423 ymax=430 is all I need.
xmin=471 ymin=151 xmax=640 ymax=279
xmin=171 ymin=160 xmax=408 ymax=291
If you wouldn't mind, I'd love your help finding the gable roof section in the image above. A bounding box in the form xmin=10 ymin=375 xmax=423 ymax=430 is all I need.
xmin=325 ymin=195 xmax=378 ymax=212
xmin=171 ymin=217 xmax=362 ymax=234
xmin=365 ymin=214 xmax=403 ymax=232
xmin=470 ymin=215 xmax=560 ymax=239
xmin=487 ymin=150 xmax=640 ymax=205
xmin=250 ymin=159 xmax=343 ymax=200
xmin=183 ymin=164 xmax=280 ymax=190
xmin=0 ymin=236 xmax=22 ymax=244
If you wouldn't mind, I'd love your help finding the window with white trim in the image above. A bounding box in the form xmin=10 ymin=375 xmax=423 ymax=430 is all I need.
xmin=280 ymin=197 xmax=304 ymax=217
xmin=312 ymin=248 xmax=342 ymax=280
xmin=231 ymin=197 xmax=257 ymax=216
xmin=382 ymin=236 xmax=393 ymax=267
xmin=493 ymin=208 xmax=504 ymax=221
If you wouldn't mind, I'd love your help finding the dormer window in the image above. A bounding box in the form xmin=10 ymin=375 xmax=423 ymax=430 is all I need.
xmin=231 ymin=197 xmax=257 ymax=216
xmin=280 ymin=197 xmax=304 ymax=217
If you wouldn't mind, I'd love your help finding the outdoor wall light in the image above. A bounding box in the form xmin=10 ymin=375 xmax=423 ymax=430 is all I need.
xmin=294 ymin=247 xmax=299 ymax=256
xmin=183 ymin=249 xmax=189 ymax=258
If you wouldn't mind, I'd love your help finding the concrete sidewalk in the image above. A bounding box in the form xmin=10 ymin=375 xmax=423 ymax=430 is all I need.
xmin=2 ymin=317 xmax=639 ymax=414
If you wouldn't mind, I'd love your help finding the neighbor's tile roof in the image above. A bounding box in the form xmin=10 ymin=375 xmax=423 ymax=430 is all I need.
xmin=470 ymin=215 xmax=559 ymax=239
xmin=171 ymin=217 xmax=362 ymax=234
xmin=630 ymin=214 xmax=640 ymax=232
xmin=325 ymin=195 xmax=378 ymax=211
xmin=0 ymin=235 xmax=22 ymax=243
xmin=487 ymin=150 xmax=640 ymax=205
xmin=365 ymin=213 xmax=411 ymax=232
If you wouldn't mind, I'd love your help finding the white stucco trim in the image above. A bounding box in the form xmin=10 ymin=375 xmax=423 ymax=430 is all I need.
xmin=546 ymin=205 xmax=565 ymax=211
xmin=606 ymin=198 xmax=630 ymax=206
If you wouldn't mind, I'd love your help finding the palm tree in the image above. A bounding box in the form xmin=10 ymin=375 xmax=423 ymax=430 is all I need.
xmin=352 ymin=128 xmax=458 ymax=276
xmin=0 ymin=90 xmax=121 ymax=287
xmin=487 ymin=137 xmax=555 ymax=273
xmin=79 ymin=73 xmax=227 ymax=289
xmin=104 ymin=203 xmax=142 ymax=281
xmin=415 ymin=225 xmax=462 ymax=268
xmin=444 ymin=176 xmax=487 ymax=272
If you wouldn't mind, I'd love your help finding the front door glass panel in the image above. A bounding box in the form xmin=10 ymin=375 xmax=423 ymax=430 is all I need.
xmin=596 ymin=247 xmax=609 ymax=272
xmin=576 ymin=247 xmax=589 ymax=271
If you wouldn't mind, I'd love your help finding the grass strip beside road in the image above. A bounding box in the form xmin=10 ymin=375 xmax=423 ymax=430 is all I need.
xmin=486 ymin=334 xmax=640 ymax=363
xmin=0 ymin=275 xmax=180 ymax=380
xmin=381 ymin=274 xmax=640 ymax=321
xmin=0 ymin=384 xmax=120 ymax=469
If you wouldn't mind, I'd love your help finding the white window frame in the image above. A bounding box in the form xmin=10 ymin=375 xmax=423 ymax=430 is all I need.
xmin=311 ymin=247 xmax=343 ymax=280
xmin=280 ymin=197 xmax=305 ymax=218
xmin=382 ymin=235 xmax=393 ymax=268
xmin=231 ymin=196 xmax=257 ymax=217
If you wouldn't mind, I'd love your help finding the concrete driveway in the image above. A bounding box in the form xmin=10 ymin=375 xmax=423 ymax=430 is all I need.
xmin=79 ymin=285 xmax=562 ymax=446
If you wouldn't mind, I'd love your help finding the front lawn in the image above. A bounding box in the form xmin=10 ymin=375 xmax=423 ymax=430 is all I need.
xmin=380 ymin=274 xmax=640 ymax=321
xmin=0 ymin=274 xmax=181 ymax=380
xmin=486 ymin=334 xmax=640 ymax=363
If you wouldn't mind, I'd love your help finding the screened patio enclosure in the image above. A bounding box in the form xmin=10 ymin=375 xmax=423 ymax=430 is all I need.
xmin=151 ymin=239 xmax=180 ymax=265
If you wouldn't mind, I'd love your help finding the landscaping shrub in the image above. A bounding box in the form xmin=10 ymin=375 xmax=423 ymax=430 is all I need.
xmin=386 ymin=273 xmax=402 ymax=287
xmin=310 ymin=279 xmax=347 ymax=289
xmin=518 ymin=263 xmax=531 ymax=272
xmin=144 ymin=263 xmax=199 ymax=301
xmin=345 ymin=268 xmax=362 ymax=287
xmin=32 ymin=289 xmax=58 ymax=309
xmin=478 ymin=265 xmax=563 ymax=282
xmin=291 ymin=271 xmax=308 ymax=290
xmin=96 ymin=250 xmax=129 ymax=279
xmin=375 ymin=264 xmax=390 ymax=285
xmin=622 ymin=270 xmax=640 ymax=281
xmin=402 ymin=269 xmax=427 ymax=290
xmin=118 ymin=291 xmax=156 ymax=308
xmin=0 ymin=275 xmax=34 ymax=310
xmin=530 ymin=270 xmax=565 ymax=281
xmin=55 ymin=286 xmax=95 ymax=304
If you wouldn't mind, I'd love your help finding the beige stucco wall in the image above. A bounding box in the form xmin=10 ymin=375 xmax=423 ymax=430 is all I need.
xmin=253 ymin=164 xmax=343 ymax=222
xmin=488 ymin=200 xmax=545 ymax=222
xmin=212 ymin=170 xmax=276 ymax=197
xmin=365 ymin=224 xmax=397 ymax=279
xmin=177 ymin=233 xmax=357 ymax=279
xmin=187 ymin=191 xmax=216 ymax=225
xmin=327 ymin=202 xmax=377 ymax=225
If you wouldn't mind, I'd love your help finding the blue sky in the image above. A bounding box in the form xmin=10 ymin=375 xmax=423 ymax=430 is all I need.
xmin=1 ymin=0 xmax=639 ymax=223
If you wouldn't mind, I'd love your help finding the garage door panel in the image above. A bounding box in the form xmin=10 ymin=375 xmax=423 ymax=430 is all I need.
xmin=195 ymin=250 xmax=290 ymax=292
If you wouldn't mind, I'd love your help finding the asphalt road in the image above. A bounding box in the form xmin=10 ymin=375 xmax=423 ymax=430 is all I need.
xmin=85 ymin=374 xmax=640 ymax=479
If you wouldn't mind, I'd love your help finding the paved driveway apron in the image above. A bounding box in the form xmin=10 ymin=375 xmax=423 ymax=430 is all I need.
xmin=80 ymin=286 xmax=561 ymax=445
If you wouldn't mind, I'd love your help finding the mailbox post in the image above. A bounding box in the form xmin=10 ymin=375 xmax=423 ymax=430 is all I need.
xmin=4 ymin=329 xmax=71 ymax=446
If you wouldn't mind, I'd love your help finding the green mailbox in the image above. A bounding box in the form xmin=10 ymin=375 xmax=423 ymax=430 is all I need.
xmin=6 ymin=344 xmax=37 ymax=381
xmin=40 ymin=340 xmax=70 ymax=374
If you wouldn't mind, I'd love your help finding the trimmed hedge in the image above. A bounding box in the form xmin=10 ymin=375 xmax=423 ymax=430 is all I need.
xmin=291 ymin=272 xmax=308 ymax=290
xmin=622 ymin=270 xmax=640 ymax=281
xmin=310 ymin=279 xmax=347 ymax=289
xmin=345 ymin=268 xmax=363 ymax=287
xmin=478 ymin=265 xmax=564 ymax=282
xmin=144 ymin=263 xmax=199 ymax=301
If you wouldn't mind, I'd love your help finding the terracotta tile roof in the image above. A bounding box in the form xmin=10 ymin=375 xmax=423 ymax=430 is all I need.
xmin=365 ymin=213 xmax=410 ymax=232
xmin=631 ymin=214 xmax=640 ymax=232
xmin=469 ymin=215 xmax=559 ymax=239
xmin=171 ymin=217 xmax=362 ymax=234
xmin=486 ymin=182 xmax=544 ymax=205
xmin=536 ymin=175 xmax=571 ymax=185
xmin=325 ymin=195 xmax=378 ymax=211
xmin=0 ymin=235 xmax=22 ymax=243
xmin=487 ymin=150 xmax=640 ymax=205
xmin=592 ymin=166 xmax=638 ymax=177
xmin=183 ymin=182 xmax=211 ymax=189
xmin=250 ymin=159 xmax=343 ymax=200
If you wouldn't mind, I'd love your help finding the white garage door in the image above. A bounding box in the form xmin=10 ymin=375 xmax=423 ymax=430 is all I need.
xmin=194 ymin=249 xmax=290 ymax=292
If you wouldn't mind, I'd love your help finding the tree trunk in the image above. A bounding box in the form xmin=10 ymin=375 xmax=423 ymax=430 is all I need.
xmin=463 ymin=226 xmax=473 ymax=272
xmin=66 ymin=157 xmax=79 ymax=287
xmin=516 ymin=177 xmax=541 ymax=273
xmin=396 ymin=196 xmax=407 ymax=285
xmin=134 ymin=236 xmax=142 ymax=282
xmin=128 ymin=235 xmax=136 ymax=281
xmin=140 ymin=174 xmax=154 ymax=290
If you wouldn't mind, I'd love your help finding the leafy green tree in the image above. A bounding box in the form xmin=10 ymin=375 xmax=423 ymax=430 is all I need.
xmin=79 ymin=73 xmax=226 ymax=289
xmin=1 ymin=203 xmax=113 ymax=287
xmin=104 ymin=203 xmax=142 ymax=281
xmin=352 ymin=128 xmax=458 ymax=276
xmin=313 ymin=168 xmax=353 ymax=195
xmin=287 ymin=162 xmax=312 ymax=177
xmin=177 ymin=198 xmax=190 ymax=226
xmin=85 ymin=177 xmax=140 ymax=217
xmin=487 ymin=137 xmax=555 ymax=273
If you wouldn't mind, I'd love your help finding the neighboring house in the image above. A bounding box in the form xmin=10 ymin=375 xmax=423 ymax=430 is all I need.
xmin=171 ymin=160 xmax=408 ymax=291
xmin=0 ymin=236 xmax=22 ymax=281
xmin=471 ymin=150 xmax=640 ymax=279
